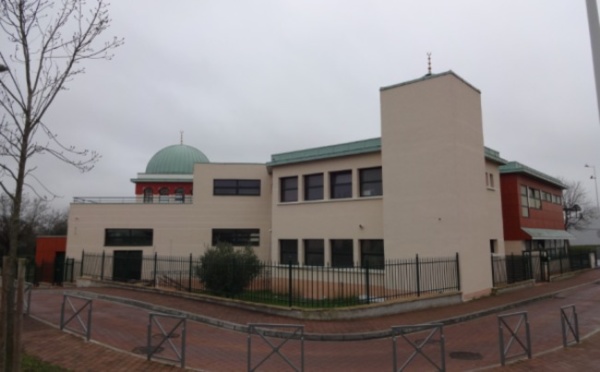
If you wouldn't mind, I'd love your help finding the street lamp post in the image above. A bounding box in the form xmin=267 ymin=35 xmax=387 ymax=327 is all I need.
xmin=585 ymin=164 xmax=600 ymax=210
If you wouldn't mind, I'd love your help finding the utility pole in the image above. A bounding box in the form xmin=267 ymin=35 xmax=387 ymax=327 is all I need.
xmin=587 ymin=0 xmax=600 ymax=122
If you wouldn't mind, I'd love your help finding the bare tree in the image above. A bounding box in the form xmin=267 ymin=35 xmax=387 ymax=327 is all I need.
xmin=0 ymin=1 xmax=122 ymax=369
xmin=562 ymin=178 xmax=599 ymax=231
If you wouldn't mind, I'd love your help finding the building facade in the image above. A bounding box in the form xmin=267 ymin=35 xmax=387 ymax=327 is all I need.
xmin=66 ymin=71 xmax=567 ymax=300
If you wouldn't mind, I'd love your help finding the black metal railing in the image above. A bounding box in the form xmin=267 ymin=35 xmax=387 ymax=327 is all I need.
xmin=74 ymin=252 xmax=460 ymax=308
xmin=492 ymin=250 xmax=594 ymax=287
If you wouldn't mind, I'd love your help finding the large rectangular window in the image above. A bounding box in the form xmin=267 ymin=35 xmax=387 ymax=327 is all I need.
xmin=520 ymin=185 xmax=529 ymax=217
xmin=212 ymin=229 xmax=260 ymax=246
xmin=280 ymin=176 xmax=298 ymax=202
xmin=304 ymin=239 xmax=324 ymax=266
xmin=330 ymin=170 xmax=352 ymax=199
xmin=528 ymin=187 xmax=541 ymax=209
xmin=105 ymin=229 xmax=153 ymax=246
xmin=360 ymin=167 xmax=382 ymax=197
xmin=360 ymin=240 xmax=384 ymax=269
xmin=214 ymin=179 xmax=261 ymax=196
xmin=331 ymin=239 xmax=353 ymax=268
xmin=304 ymin=173 xmax=324 ymax=201
xmin=279 ymin=240 xmax=298 ymax=265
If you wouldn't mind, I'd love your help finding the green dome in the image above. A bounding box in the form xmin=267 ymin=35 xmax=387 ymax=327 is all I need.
xmin=145 ymin=144 xmax=209 ymax=174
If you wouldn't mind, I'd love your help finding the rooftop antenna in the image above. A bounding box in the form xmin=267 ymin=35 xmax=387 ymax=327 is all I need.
xmin=180 ymin=131 xmax=184 ymax=145
xmin=426 ymin=52 xmax=432 ymax=76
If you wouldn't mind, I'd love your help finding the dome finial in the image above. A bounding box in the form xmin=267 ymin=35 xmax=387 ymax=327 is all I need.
xmin=180 ymin=130 xmax=184 ymax=145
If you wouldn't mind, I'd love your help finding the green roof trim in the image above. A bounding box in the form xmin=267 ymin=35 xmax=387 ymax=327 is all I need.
xmin=269 ymin=137 xmax=507 ymax=167
xmin=380 ymin=70 xmax=481 ymax=94
xmin=268 ymin=138 xmax=382 ymax=167
xmin=484 ymin=147 xmax=508 ymax=165
xmin=499 ymin=161 xmax=565 ymax=188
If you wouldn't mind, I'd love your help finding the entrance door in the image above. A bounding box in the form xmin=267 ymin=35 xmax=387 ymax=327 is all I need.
xmin=113 ymin=250 xmax=143 ymax=282
xmin=53 ymin=252 xmax=66 ymax=284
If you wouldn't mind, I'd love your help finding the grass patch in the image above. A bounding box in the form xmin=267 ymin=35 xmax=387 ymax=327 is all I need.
xmin=22 ymin=354 xmax=69 ymax=372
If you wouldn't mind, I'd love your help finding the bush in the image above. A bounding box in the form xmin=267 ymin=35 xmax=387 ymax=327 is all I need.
xmin=196 ymin=243 xmax=261 ymax=296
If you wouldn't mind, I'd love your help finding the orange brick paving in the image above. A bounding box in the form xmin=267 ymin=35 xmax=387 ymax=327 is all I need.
xmin=22 ymin=269 xmax=600 ymax=371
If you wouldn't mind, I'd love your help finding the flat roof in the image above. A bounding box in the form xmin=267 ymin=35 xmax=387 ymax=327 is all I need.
xmin=499 ymin=161 xmax=565 ymax=188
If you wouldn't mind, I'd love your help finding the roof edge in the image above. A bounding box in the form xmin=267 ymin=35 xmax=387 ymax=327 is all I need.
xmin=380 ymin=70 xmax=481 ymax=94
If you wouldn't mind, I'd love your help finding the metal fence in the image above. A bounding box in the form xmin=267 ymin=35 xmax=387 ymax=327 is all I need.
xmin=492 ymin=250 xmax=594 ymax=287
xmin=73 ymin=252 xmax=460 ymax=307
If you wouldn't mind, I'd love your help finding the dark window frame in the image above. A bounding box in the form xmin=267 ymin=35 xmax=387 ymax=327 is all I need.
xmin=211 ymin=228 xmax=260 ymax=247
xmin=330 ymin=170 xmax=352 ymax=199
xmin=105 ymin=229 xmax=154 ymax=247
xmin=331 ymin=239 xmax=353 ymax=268
xmin=280 ymin=176 xmax=298 ymax=202
xmin=360 ymin=239 xmax=384 ymax=269
xmin=304 ymin=173 xmax=324 ymax=201
xmin=213 ymin=179 xmax=261 ymax=196
xmin=304 ymin=239 xmax=324 ymax=267
xmin=359 ymin=167 xmax=382 ymax=197
xmin=143 ymin=188 xmax=153 ymax=203
xmin=279 ymin=239 xmax=298 ymax=265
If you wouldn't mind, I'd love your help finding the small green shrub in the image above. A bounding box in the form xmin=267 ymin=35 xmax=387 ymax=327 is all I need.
xmin=196 ymin=243 xmax=261 ymax=296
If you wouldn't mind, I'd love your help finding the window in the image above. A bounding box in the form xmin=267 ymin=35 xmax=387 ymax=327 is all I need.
xmin=489 ymin=174 xmax=495 ymax=189
xmin=304 ymin=239 xmax=324 ymax=266
xmin=143 ymin=188 xmax=153 ymax=203
xmin=490 ymin=239 xmax=497 ymax=254
xmin=174 ymin=188 xmax=185 ymax=203
xmin=213 ymin=179 xmax=261 ymax=196
xmin=360 ymin=240 xmax=384 ymax=269
xmin=330 ymin=170 xmax=352 ymax=199
xmin=331 ymin=239 xmax=353 ymax=268
xmin=105 ymin=229 xmax=153 ymax=246
xmin=528 ymin=187 xmax=541 ymax=209
xmin=304 ymin=173 xmax=324 ymax=201
xmin=159 ymin=187 xmax=169 ymax=203
xmin=520 ymin=185 xmax=529 ymax=217
xmin=212 ymin=229 xmax=260 ymax=246
xmin=360 ymin=167 xmax=382 ymax=197
xmin=280 ymin=176 xmax=298 ymax=202
xmin=279 ymin=240 xmax=298 ymax=265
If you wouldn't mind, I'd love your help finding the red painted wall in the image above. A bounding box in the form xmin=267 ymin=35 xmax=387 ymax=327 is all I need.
xmin=35 ymin=236 xmax=67 ymax=283
xmin=500 ymin=174 xmax=565 ymax=241
xmin=134 ymin=182 xmax=193 ymax=195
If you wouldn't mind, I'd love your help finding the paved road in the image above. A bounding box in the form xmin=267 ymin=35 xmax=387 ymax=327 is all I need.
xmin=23 ymin=269 xmax=600 ymax=371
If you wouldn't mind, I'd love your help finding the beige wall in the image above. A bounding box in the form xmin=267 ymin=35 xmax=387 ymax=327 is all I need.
xmin=270 ymin=152 xmax=383 ymax=264
xmin=380 ymin=73 xmax=493 ymax=298
xmin=485 ymin=159 xmax=506 ymax=256
xmin=67 ymin=163 xmax=273 ymax=261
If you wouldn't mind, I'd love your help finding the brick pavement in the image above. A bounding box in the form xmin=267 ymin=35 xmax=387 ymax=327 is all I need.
xmin=23 ymin=268 xmax=600 ymax=371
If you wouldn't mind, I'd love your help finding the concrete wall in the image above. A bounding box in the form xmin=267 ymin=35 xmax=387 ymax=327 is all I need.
xmin=380 ymin=72 xmax=493 ymax=299
xmin=485 ymin=160 xmax=506 ymax=255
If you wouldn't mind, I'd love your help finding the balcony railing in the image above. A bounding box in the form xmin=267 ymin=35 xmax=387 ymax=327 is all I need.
xmin=73 ymin=195 xmax=193 ymax=204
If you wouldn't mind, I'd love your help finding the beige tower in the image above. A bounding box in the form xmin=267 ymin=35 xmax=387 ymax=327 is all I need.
xmin=380 ymin=71 xmax=493 ymax=299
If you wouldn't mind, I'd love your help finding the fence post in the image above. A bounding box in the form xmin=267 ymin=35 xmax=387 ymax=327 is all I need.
xmin=188 ymin=254 xmax=193 ymax=292
xmin=559 ymin=251 xmax=563 ymax=274
xmin=153 ymin=252 xmax=158 ymax=288
xmin=288 ymin=262 xmax=293 ymax=308
xmin=80 ymin=250 xmax=85 ymax=277
xmin=100 ymin=251 xmax=105 ymax=281
xmin=455 ymin=252 xmax=461 ymax=291
xmin=491 ymin=254 xmax=495 ymax=287
xmin=416 ymin=254 xmax=421 ymax=297
xmin=365 ymin=260 xmax=370 ymax=304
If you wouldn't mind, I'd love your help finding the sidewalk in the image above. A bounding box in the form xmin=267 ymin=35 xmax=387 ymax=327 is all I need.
xmin=24 ymin=268 xmax=600 ymax=371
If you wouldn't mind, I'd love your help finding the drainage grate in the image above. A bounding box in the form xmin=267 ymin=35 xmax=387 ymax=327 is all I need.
xmin=449 ymin=351 xmax=483 ymax=360
xmin=132 ymin=346 xmax=164 ymax=355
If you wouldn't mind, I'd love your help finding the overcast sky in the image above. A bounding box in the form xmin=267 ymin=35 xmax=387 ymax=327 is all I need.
xmin=7 ymin=0 xmax=600 ymax=210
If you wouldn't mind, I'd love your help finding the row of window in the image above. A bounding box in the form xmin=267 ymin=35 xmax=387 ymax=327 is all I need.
xmin=520 ymin=185 xmax=562 ymax=217
xmin=104 ymin=228 xmax=260 ymax=247
xmin=279 ymin=239 xmax=384 ymax=269
xmin=280 ymin=167 xmax=382 ymax=203
xmin=143 ymin=187 xmax=186 ymax=203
